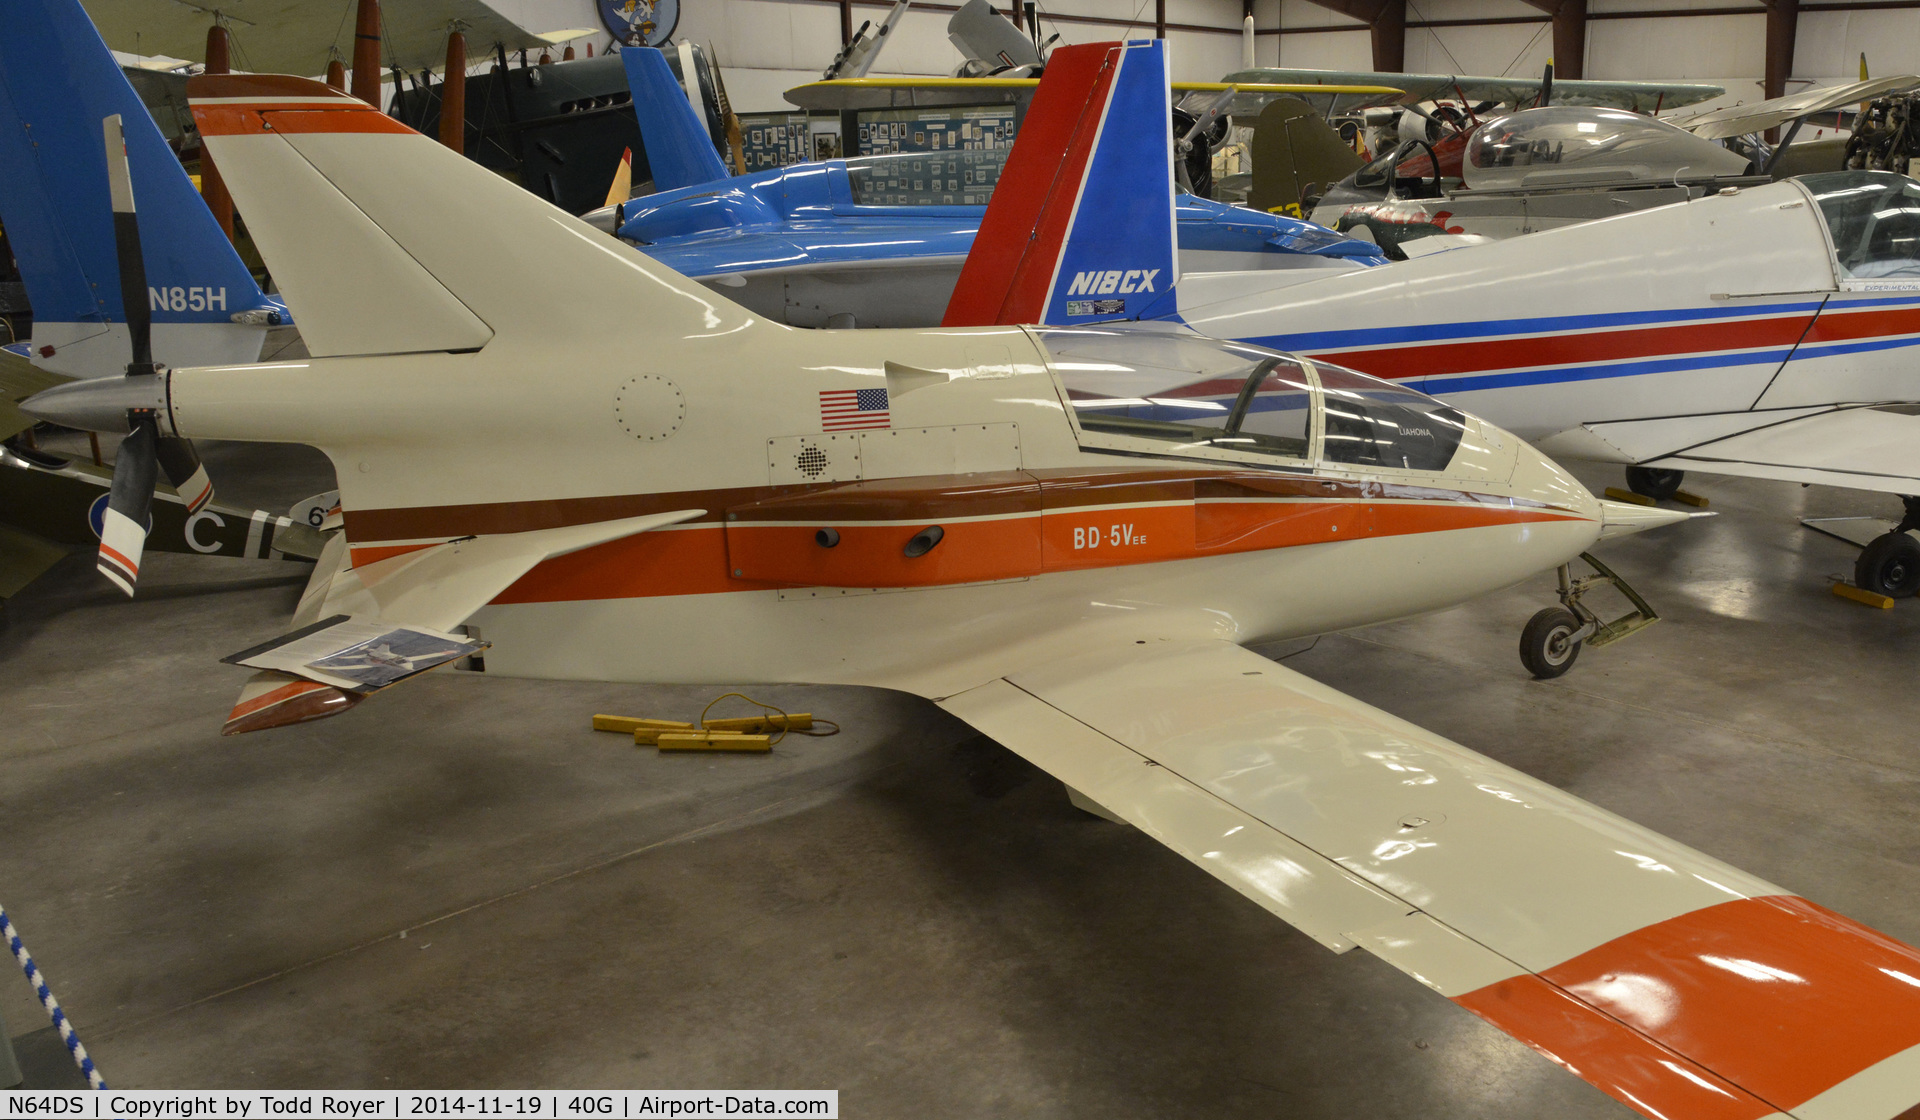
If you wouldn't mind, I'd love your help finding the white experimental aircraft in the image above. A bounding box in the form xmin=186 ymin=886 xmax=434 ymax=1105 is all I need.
xmin=945 ymin=41 xmax=1920 ymax=601
xmin=23 ymin=59 xmax=1920 ymax=1119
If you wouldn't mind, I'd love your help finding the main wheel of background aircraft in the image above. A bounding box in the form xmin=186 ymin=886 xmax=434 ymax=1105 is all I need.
xmin=1625 ymin=466 xmax=1684 ymax=501
xmin=1520 ymin=607 xmax=1583 ymax=679
xmin=1855 ymin=531 xmax=1920 ymax=598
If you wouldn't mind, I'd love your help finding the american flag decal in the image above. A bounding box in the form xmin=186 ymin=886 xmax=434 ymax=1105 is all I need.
xmin=820 ymin=387 xmax=890 ymax=431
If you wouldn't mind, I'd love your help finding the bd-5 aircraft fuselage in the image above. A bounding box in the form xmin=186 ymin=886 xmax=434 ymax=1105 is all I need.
xmin=152 ymin=324 xmax=1637 ymax=697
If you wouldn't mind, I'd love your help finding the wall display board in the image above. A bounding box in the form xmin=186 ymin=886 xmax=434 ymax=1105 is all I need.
xmin=845 ymin=106 xmax=1020 ymax=206
xmin=739 ymin=112 xmax=844 ymax=169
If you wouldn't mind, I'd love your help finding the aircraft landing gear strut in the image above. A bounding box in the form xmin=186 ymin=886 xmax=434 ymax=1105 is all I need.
xmin=1854 ymin=496 xmax=1920 ymax=598
xmin=1520 ymin=553 xmax=1661 ymax=679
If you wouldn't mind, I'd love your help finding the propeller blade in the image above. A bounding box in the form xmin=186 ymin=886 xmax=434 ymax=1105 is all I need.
xmin=1539 ymin=59 xmax=1554 ymax=109
xmin=155 ymin=436 xmax=214 ymax=513
xmin=102 ymin=114 xmax=156 ymax=378
xmin=98 ymin=414 xmax=158 ymax=596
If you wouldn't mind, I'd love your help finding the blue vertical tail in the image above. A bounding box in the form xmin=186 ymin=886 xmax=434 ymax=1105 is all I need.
xmin=621 ymin=47 xmax=730 ymax=193
xmin=0 ymin=0 xmax=284 ymax=379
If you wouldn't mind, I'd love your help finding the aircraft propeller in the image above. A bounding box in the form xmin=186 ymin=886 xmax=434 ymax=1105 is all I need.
xmin=95 ymin=113 xmax=216 ymax=596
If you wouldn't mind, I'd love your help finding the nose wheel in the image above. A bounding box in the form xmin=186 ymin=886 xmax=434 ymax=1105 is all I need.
xmin=1520 ymin=607 xmax=1583 ymax=678
xmin=1520 ymin=553 xmax=1662 ymax=680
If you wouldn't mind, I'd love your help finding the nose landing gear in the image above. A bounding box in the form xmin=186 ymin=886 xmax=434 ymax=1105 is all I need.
xmin=1520 ymin=553 xmax=1662 ymax=679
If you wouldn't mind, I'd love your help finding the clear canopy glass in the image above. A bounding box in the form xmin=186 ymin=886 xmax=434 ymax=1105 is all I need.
xmin=1797 ymin=171 xmax=1920 ymax=279
xmin=1463 ymin=106 xmax=1750 ymax=190
xmin=1037 ymin=327 xmax=1465 ymax=473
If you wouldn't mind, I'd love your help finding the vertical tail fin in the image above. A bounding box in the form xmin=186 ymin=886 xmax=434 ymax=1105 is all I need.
xmin=190 ymin=74 xmax=758 ymax=352
xmin=940 ymin=39 xmax=1177 ymax=328
xmin=622 ymin=47 xmax=730 ymax=192
xmin=0 ymin=0 xmax=283 ymax=378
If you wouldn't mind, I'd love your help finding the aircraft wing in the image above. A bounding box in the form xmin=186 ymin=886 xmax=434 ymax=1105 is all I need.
xmin=940 ymin=638 xmax=1920 ymax=1119
xmin=785 ymin=77 xmax=1032 ymax=110
xmin=1224 ymin=67 xmax=1724 ymax=112
xmin=83 ymin=0 xmax=590 ymax=77
xmin=784 ymin=76 xmax=1398 ymax=115
xmin=119 ymin=65 xmax=195 ymax=145
xmin=1539 ymin=405 xmax=1920 ymax=494
xmin=1676 ymin=76 xmax=1920 ymax=140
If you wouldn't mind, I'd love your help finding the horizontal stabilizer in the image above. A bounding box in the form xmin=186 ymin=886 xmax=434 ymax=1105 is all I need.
xmin=941 ymin=639 xmax=1920 ymax=1118
xmin=222 ymin=670 xmax=363 ymax=736
xmin=224 ymin=614 xmax=485 ymax=693
xmin=349 ymin=509 xmax=705 ymax=632
xmin=219 ymin=510 xmax=704 ymax=734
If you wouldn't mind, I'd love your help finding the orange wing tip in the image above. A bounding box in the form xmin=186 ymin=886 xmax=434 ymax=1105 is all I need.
xmin=223 ymin=671 xmax=363 ymax=735
xmin=1455 ymin=895 xmax=1920 ymax=1118
xmin=187 ymin=73 xmax=366 ymax=106
xmin=189 ymin=74 xmax=418 ymax=138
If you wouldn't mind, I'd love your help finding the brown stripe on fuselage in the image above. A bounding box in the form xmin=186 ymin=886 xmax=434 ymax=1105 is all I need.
xmin=345 ymin=467 xmax=1557 ymax=545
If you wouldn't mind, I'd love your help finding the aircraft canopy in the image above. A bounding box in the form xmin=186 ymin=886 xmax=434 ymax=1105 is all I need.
xmin=1041 ymin=328 xmax=1467 ymax=473
xmin=1800 ymin=171 xmax=1920 ymax=280
xmin=1463 ymin=106 xmax=1750 ymax=190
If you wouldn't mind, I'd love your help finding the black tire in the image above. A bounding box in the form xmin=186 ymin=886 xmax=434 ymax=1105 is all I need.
xmin=1625 ymin=466 xmax=1684 ymax=501
xmin=1855 ymin=532 xmax=1920 ymax=598
xmin=1520 ymin=607 xmax=1583 ymax=679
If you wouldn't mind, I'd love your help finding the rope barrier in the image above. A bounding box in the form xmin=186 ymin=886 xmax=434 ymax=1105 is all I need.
xmin=0 ymin=902 xmax=104 ymax=1089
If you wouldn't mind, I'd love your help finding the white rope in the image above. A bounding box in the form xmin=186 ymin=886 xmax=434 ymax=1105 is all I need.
xmin=1 ymin=903 xmax=105 ymax=1089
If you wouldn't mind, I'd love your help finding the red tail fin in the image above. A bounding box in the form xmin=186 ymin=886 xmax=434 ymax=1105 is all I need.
xmin=941 ymin=43 xmax=1118 ymax=327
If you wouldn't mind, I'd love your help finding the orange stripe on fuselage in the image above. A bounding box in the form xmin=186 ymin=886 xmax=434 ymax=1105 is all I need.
xmin=349 ymin=543 xmax=437 ymax=568
xmin=1456 ymin=895 xmax=1920 ymax=1115
xmin=489 ymin=500 xmax=1580 ymax=604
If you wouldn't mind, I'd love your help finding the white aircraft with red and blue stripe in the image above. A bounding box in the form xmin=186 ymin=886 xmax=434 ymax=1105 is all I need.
xmin=947 ymin=37 xmax=1920 ymax=594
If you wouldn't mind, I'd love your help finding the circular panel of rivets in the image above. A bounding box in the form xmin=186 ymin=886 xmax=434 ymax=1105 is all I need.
xmin=615 ymin=375 xmax=685 ymax=441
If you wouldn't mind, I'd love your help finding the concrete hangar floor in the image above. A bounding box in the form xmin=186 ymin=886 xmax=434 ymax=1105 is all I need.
xmin=2 ymin=436 xmax=1916 ymax=1118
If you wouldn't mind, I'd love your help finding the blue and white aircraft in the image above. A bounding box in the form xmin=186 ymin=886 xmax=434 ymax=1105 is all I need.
xmin=0 ymin=0 xmax=288 ymax=380
xmin=608 ymin=43 xmax=1385 ymax=328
